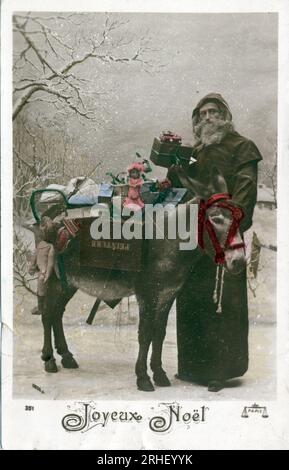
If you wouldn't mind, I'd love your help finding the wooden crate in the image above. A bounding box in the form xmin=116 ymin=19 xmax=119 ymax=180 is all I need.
xmin=79 ymin=217 xmax=144 ymax=272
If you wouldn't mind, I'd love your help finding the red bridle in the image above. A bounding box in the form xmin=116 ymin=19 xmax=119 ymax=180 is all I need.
xmin=198 ymin=193 xmax=245 ymax=264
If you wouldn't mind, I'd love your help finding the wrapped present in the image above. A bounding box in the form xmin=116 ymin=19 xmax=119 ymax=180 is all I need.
xmin=150 ymin=134 xmax=193 ymax=168
xmin=98 ymin=183 xmax=114 ymax=204
xmin=159 ymin=130 xmax=182 ymax=143
xmin=68 ymin=179 xmax=99 ymax=206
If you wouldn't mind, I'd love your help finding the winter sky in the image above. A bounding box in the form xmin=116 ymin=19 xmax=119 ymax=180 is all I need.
xmin=14 ymin=12 xmax=278 ymax=176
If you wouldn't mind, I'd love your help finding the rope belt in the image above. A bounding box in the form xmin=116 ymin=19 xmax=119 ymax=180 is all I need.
xmin=198 ymin=192 xmax=245 ymax=313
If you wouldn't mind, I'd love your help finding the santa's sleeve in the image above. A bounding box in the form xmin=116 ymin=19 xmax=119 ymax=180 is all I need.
xmin=231 ymin=140 xmax=263 ymax=232
xmin=166 ymin=166 xmax=183 ymax=187
xmin=166 ymin=159 xmax=199 ymax=188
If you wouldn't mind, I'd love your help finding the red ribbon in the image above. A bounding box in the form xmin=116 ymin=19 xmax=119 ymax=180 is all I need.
xmin=198 ymin=193 xmax=245 ymax=264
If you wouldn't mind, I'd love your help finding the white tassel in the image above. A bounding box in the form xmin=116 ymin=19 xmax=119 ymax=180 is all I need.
xmin=127 ymin=296 xmax=131 ymax=320
xmin=216 ymin=266 xmax=225 ymax=314
xmin=213 ymin=265 xmax=220 ymax=303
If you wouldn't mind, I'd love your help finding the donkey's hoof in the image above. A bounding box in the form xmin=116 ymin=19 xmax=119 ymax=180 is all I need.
xmin=61 ymin=353 xmax=79 ymax=369
xmin=44 ymin=358 xmax=58 ymax=373
xmin=137 ymin=377 xmax=155 ymax=392
xmin=153 ymin=371 xmax=171 ymax=387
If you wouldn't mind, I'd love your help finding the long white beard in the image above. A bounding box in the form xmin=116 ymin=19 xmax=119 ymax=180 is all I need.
xmin=193 ymin=120 xmax=235 ymax=146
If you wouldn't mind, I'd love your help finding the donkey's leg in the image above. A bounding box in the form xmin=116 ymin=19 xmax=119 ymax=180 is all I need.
xmin=41 ymin=289 xmax=57 ymax=373
xmin=51 ymin=283 xmax=79 ymax=369
xmin=135 ymin=295 xmax=155 ymax=392
xmin=150 ymin=295 xmax=175 ymax=387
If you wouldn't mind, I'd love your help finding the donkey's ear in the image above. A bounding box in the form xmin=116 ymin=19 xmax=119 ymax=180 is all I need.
xmin=210 ymin=166 xmax=228 ymax=194
xmin=176 ymin=166 xmax=211 ymax=199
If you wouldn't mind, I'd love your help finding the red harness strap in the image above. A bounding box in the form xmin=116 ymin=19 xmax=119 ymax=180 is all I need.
xmin=198 ymin=193 xmax=245 ymax=264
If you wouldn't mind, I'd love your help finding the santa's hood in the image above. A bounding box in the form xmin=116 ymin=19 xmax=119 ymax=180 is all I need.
xmin=192 ymin=93 xmax=232 ymax=124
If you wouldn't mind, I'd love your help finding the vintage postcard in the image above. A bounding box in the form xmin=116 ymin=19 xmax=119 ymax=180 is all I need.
xmin=1 ymin=0 xmax=289 ymax=450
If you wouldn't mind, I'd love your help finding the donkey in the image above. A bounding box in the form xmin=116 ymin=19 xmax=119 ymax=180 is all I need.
xmin=32 ymin=168 xmax=246 ymax=392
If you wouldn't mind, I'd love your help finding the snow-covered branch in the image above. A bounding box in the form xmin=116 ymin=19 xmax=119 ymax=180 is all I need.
xmin=13 ymin=13 xmax=159 ymax=121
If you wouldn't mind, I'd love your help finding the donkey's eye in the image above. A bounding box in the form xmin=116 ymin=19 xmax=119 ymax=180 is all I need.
xmin=210 ymin=216 xmax=224 ymax=225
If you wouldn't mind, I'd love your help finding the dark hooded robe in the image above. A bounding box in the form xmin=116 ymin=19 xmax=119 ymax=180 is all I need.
xmin=167 ymin=93 xmax=263 ymax=384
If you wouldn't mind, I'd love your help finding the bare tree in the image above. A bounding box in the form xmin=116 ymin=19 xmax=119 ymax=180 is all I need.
xmin=14 ymin=229 xmax=37 ymax=297
xmin=12 ymin=13 xmax=163 ymax=296
xmin=13 ymin=115 xmax=62 ymax=219
xmin=260 ymin=141 xmax=277 ymax=206
xmin=13 ymin=12 xmax=162 ymax=218
xmin=13 ymin=13 xmax=159 ymax=121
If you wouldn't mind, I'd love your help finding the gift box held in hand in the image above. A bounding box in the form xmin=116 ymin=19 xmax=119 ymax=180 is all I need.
xmin=150 ymin=130 xmax=193 ymax=168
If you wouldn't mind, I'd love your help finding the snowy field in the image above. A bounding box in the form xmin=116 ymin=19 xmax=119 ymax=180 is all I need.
xmin=13 ymin=292 xmax=275 ymax=401
xmin=13 ymin=205 xmax=276 ymax=401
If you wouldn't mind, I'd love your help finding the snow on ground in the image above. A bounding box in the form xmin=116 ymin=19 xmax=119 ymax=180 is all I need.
xmin=13 ymin=290 xmax=275 ymax=401
xmin=12 ymin=207 xmax=276 ymax=400
xmin=247 ymin=207 xmax=276 ymax=324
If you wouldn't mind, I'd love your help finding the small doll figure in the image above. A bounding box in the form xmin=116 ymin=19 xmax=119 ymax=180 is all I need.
xmin=28 ymin=216 xmax=57 ymax=314
xmin=123 ymin=162 xmax=145 ymax=211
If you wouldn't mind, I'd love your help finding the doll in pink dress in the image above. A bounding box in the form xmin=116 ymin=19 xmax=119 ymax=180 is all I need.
xmin=123 ymin=162 xmax=145 ymax=211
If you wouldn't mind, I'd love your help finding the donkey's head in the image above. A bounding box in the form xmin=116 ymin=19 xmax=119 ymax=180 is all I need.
xmin=177 ymin=165 xmax=246 ymax=274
